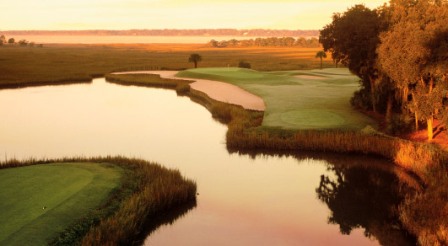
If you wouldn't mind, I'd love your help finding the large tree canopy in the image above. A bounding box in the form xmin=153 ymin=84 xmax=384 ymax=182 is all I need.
xmin=377 ymin=0 xmax=448 ymax=140
xmin=320 ymin=5 xmax=384 ymax=112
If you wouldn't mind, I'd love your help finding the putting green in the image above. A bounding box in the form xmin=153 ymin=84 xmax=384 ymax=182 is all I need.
xmin=280 ymin=109 xmax=347 ymax=129
xmin=0 ymin=162 xmax=122 ymax=245
xmin=177 ymin=67 xmax=376 ymax=130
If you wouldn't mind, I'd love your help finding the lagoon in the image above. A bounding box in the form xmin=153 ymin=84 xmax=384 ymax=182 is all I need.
xmin=0 ymin=78 xmax=415 ymax=245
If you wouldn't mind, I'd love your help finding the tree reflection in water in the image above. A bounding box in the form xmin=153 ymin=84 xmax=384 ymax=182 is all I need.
xmin=229 ymin=148 xmax=418 ymax=245
xmin=316 ymin=163 xmax=416 ymax=245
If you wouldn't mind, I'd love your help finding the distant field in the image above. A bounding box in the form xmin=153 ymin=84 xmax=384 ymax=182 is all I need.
xmin=0 ymin=44 xmax=332 ymax=87
xmin=0 ymin=163 xmax=122 ymax=245
xmin=177 ymin=68 xmax=376 ymax=130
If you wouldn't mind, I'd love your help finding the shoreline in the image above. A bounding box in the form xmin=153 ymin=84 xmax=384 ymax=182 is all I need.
xmin=113 ymin=70 xmax=266 ymax=111
xmin=2 ymin=70 xmax=446 ymax=244
xmin=110 ymin=71 xmax=445 ymax=182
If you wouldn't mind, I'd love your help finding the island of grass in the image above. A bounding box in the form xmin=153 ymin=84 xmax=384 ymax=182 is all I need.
xmin=0 ymin=157 xmax=196 ymax=245
xmin=176 ymin=67 xmax=377 ymax=130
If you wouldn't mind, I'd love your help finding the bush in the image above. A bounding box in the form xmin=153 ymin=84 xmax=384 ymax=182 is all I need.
xmin=238 ymin=61 xmax=251 ymax=69
xmin=18 ymin=39 xmax=29 ymax=46
xmin=350 ymin=88 xmax=372 ymax=111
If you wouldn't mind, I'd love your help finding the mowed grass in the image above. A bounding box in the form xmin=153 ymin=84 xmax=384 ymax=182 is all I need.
xmin=0 ymin=44 xmax=332 ymax=87
xmin=0 ymin=162 xmax=122 ymax=245
xmin=177 ymin=67 xmax=377 ymax=130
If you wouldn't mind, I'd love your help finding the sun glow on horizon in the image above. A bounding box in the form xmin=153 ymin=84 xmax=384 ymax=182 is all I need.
xmin=2 ymin=0 xmax=386 ymax=30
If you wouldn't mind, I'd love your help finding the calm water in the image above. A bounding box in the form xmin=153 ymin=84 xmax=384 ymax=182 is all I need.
xmin=8 ymin=35 xmax=256 ymax=44
xmin=0 ymin=78 xmax=415 ymax=245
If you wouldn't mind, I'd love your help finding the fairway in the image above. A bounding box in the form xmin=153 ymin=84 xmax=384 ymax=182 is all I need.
xmin=0 ymin=163 xmax=123 ymax=245
xmin=177 ymin=68 xmax=377 ymax=130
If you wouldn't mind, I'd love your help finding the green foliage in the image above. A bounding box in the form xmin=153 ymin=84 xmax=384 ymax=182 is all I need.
xmin=238 ymin=60 xmax=251 ymax=69
xmin=188 ymin=53 xmax=202 ymax=68
xmin=315 ymin=50 xmax=327 ymax=69
xmin=208 ymin=37 xmax=321 ymax=48
xmin=377 ymin=0 xmax=448 ymax=140
xmin=18 ymin=39 xmax=28 ymax=46
xmin=319 ymin=4 xmax=382 ymax=82
xmin=320 ymin=2 xmax=448 ymax=240
xmin=0 ymin=35 xmax=5 ymax=45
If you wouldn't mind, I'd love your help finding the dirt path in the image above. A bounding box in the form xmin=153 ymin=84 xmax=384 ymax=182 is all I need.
xmin=114 ymin=71 xmax=266 ymax=111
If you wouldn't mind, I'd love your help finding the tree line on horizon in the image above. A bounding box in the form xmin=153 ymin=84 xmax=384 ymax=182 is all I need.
xmin=0 ymin=34 xmax=41 ymax=47
xmin=208 ymin=37 xmax=320 ymax=48
xmin=1 ymin=29 xmax=319 ymax=37
xmin=320 ymin=0 xmax=448 ymax=141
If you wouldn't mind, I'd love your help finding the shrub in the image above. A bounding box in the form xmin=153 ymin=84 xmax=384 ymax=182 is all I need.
xmin=238 ymin=60 xmax=251 ymax=69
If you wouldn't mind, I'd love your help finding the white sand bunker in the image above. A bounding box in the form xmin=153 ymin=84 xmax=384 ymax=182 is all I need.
xmin=113 ymin=71 xmax=265 ymax=111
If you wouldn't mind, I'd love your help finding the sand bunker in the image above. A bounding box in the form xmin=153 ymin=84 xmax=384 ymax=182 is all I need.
xmin=295 ymin=75 xmax=327 ymax=80
xmin=114 ymin=71 xmax=265 ymax=111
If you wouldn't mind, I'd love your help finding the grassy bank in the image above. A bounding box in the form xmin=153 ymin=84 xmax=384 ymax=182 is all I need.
xmin=0 ymin=162 xmax=122 ymax=245
xmin=0 ymin=157 xmax=196 ymax=245
xmin=106 ymin=73 xmax=192 ymax=95
xmin=0 ymin=44 xmax=331 ymax=88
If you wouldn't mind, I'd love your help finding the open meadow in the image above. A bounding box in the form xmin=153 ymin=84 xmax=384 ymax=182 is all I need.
xmin=0 ymin=44 xmax=332 ymax=87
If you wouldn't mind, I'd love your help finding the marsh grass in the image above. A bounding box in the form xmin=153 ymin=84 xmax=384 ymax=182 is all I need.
xmin=0 ymin=156 xmax=196 ymax=245
xmin=0 ymin=44 xmax=330 ymax=88
xmin=105 ymin=73 xmax=193 ymax=95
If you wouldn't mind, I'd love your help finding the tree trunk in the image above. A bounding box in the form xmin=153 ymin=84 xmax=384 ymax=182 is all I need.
xmin=427 ymin=116 xmax=434 ymax=141
xmin=427 ymin=77 xmax=434 ymax=141
xmin=194 ymin=61 xmax=197 ymax=68
xmin=320 ymin=58 xmax=323 ymax=69
xmin=415 ymin=111 xmax=419 ymax=131
xmin=385 ymin=92 xmax=393 ymax=125
xmin=369 ymin=76 xmax=376 ymax=113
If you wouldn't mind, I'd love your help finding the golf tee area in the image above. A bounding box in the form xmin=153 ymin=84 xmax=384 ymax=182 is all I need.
xmin=0 ymin=158 xmax=196 ymax=245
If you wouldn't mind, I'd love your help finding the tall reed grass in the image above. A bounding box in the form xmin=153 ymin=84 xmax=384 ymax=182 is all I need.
xmin=0 ymin=156 xmax=196 ymax=245
xmin=0 ymin=44 xmax=328 ymax=88
xmin=106 ymin=74 xmax=192 ymax=95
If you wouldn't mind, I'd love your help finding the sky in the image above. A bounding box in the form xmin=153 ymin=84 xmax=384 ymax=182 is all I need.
xmin=1 ymin=0 xmax=387 ymax=30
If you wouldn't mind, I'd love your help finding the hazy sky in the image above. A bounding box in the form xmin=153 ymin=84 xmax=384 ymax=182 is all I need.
xmin=2 ymin=0 xmax=387 ymax=30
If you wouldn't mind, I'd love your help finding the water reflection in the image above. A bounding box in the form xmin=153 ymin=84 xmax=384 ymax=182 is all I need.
xmin=231 ymin=149 xmax=417 ymax=245
xmin=0 ymin=79 xmax=417 ymax=245
xmin=133 ymin=199 xmax=197 ymax=246
xmin=316 ymin=164 xmax=415 ymax=245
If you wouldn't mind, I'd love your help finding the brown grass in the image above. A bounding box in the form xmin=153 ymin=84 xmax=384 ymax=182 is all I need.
xmin=0 ymin=44 xmax=332 ymax=88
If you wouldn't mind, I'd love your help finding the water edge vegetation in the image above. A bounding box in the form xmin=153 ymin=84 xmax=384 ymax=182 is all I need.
xmin=0 ymin=157 xmax=196 ymax=245
xmin=106 ymin=71 xmax=447 ymax=245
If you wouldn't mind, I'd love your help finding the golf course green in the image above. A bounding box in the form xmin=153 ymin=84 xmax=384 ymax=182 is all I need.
xmin=0 ymin=162 xmax=123 ymax=245
xmin=177 ymin=67 xmax=377 ymax=130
